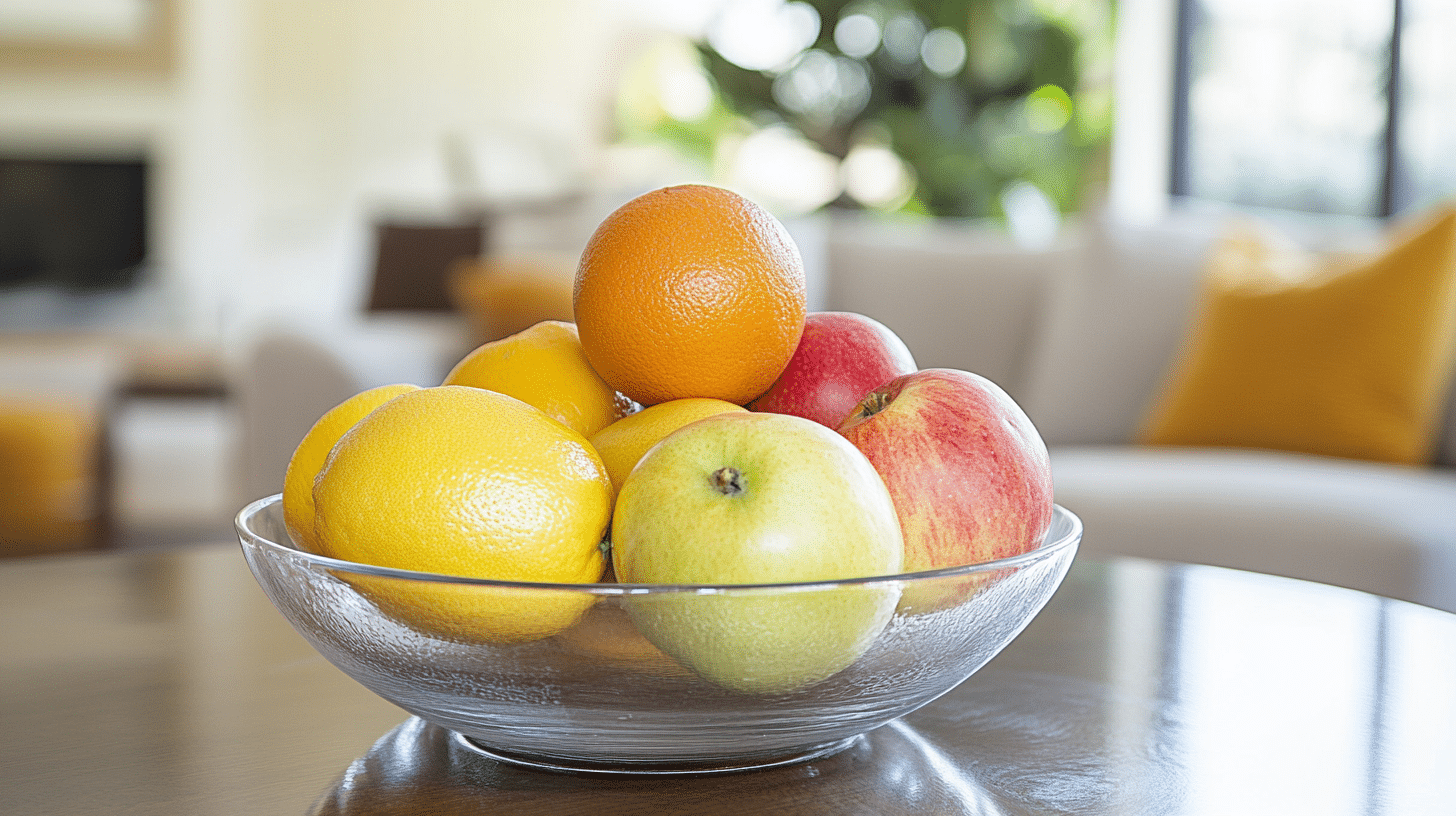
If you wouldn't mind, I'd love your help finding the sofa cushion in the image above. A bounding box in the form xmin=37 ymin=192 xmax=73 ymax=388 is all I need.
xmin=1139 ymin=206 xmax=1456 ymax=465
xmin=825 ymin=213 xmax=1067 ymax=400
xmin=0 ymin=399 xmax=105 ymax=555
xmin=1019 ymin=208 xmax=1222 ymax=445
xmin=0 ymin=337 xmax=124 ymax=554
xmin=1439 ymin=376 xmax=1456 ymax=468
xmin=1050 ymin=445 xmax=1456 ymax=613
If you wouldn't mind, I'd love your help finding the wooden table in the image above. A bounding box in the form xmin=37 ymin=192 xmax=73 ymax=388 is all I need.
xmin=4 ymin=543 xmax=1454 ymax=815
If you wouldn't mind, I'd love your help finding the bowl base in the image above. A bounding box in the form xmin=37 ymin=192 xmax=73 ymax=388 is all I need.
xmin=452 ymin=732 xmax=860 ymax=776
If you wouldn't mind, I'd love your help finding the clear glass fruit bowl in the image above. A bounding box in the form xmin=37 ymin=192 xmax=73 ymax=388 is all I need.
xmin=236 ymin=494 xmax=1080 ymax=775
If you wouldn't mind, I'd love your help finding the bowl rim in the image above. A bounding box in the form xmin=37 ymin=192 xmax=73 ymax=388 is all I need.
xmin=236 ymin=494 xmax=1080 ymax=596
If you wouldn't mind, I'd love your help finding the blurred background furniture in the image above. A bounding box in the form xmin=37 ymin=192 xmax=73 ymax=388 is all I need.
xmin=364 ymin=219 xmax=486 ymax=313
xmin=231 ymin=331 xmax=359 ymax=511
xmin=0 ymin=398 xmax=109 ymax=555
xmin=0 ymin=337 xmax=124 ymax=556
xmin=447 ymin=252 xmax=576 ymax=345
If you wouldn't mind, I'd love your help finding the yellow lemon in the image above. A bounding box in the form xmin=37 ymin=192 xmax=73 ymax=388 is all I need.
xmin=443 ymin=320 xmax=636 ymax=439
xmin=312 ymin=385 xmax=613 ymax=644
xmin=282 ymin=383 xmax=419 ymax=551
xmin=588 ymin=398 xmax=746 ymax=492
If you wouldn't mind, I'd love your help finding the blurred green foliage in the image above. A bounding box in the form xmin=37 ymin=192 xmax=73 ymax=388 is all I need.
xmin=618 ymin=0 xmax=1114 ymax=219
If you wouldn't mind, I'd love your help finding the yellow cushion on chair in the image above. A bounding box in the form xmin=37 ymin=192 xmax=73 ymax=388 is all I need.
xmin=1139 ymin=205 xmax=1456 ymax=464
xmin=0 ymin=399 xmax=104 ymax=555
xmin=448 ymin=253 xmax=576 ymax=344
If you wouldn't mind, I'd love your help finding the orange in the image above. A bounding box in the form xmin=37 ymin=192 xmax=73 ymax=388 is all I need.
xmin=573 ymin=184 xmax=807 ymax=406
xmin=443 ymin=320 xmax=636 ymax=439
xmin=551 ymin=604 xmax=693 ymax=677
xmin=312 ymin=385 xmax=613 ymax=644
xmin=588 ymin=397 xmax=746 ymax=493
xmin=281 ymin=383 xmax=419 ymax=551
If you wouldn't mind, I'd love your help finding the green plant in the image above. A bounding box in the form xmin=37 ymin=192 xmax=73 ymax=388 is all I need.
xmin=616 ymin=0 xmax=1114 ymax=220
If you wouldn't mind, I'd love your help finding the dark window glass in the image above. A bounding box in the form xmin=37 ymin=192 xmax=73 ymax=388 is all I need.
xmin=1172 ymin=0 xmax=1454 ymax=218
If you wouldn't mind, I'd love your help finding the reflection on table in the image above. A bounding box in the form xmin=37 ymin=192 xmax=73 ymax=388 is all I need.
xmin=3 ymin=545 xmax=1454 ymax=815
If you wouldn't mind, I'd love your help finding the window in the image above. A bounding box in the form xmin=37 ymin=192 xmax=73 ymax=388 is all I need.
xmin=1170 ymin=0 xmax=1456 ymax=218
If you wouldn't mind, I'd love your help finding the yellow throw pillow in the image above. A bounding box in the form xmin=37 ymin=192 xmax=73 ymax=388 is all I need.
xmin=1139 ymin=205 xmax=1456 ymax=464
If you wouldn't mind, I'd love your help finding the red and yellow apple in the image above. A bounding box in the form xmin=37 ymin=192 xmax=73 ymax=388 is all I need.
xmin=748 ymin=311 xmax=917 ymax=428
xmin=837 ymin=368 xmax=1053 ymax=578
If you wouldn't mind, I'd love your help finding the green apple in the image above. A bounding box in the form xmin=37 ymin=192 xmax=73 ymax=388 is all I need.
xmin=611 ymin=412 xmax=904 ymax=694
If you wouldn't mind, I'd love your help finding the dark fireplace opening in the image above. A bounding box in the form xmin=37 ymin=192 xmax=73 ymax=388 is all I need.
xmin=0 ymin=156 xmax=149 ymax=291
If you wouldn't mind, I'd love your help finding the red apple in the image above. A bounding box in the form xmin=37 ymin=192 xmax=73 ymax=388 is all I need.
xmin=748 ymin=311 xmax=917 ymax=427
xmin=837 ymin=368 xmax=1053 ymax=574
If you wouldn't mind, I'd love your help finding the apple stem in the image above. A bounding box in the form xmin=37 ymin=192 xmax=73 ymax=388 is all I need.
xmin=857 ymin=389 xmax=892 ymax=419
xmin=710 ymin=467 xmax=746 ymax=496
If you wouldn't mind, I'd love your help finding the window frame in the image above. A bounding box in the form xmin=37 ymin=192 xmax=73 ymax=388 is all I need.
xmin=1167 ymin=0 xmax=1410 ymax=219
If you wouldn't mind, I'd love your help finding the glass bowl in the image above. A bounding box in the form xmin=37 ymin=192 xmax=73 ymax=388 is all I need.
xmin=237 ymin=494 xmax=1080 ymax=775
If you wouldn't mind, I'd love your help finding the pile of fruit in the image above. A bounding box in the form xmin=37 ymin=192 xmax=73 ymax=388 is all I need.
xmin=281 ymin=184 xmax=1054 ymax=693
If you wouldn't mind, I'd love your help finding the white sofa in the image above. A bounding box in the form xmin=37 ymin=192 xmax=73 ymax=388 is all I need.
xmin=827 ymin=206 xmax=1456 ymax=614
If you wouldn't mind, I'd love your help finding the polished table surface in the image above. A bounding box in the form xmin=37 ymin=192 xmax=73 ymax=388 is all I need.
xmin=4 ymin=542 xmax=1455 ymax=815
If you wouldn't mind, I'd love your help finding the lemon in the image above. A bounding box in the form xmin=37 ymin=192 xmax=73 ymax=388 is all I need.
xmin=588 ymin=397 xmax=747 ymax=492
xmin=282 ymin=383 xmax=419 ymax=550
xmin=443 ymin=320 xmax=636 ymax=439
xmin=312 ymin=385 xmax=613 ymax=644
